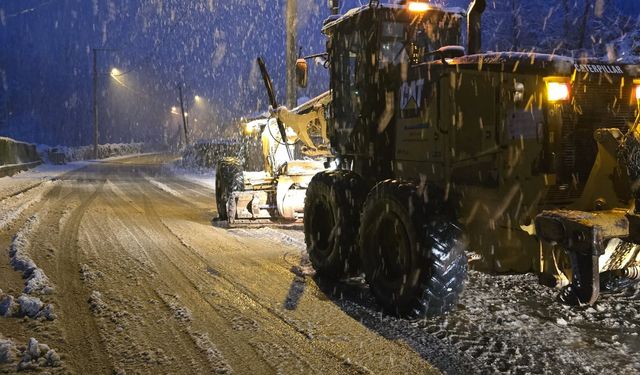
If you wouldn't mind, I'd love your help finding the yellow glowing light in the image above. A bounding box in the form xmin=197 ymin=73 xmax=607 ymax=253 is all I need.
xmin=635 ymin=85 xmax=640 ymax=101
xmin=408 ymin=1 xmax=430 ymax=12
xmin=195 ymin=95 xmax=201 ymax=101
xmin=110 ymin=68 xmax=121 ymax=76
xmin=546 ymin=81 xmax=571 ymax=102
xmin=242 ymin=121 xmax=262 ymax=136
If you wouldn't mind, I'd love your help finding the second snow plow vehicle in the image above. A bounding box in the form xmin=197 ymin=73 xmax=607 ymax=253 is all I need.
xmin=215 ymin=58 xmax=332 ymax=226
xmin=285 ymin=0 xmax=639 ymax=317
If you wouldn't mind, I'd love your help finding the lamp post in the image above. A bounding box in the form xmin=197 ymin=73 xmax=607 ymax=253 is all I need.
xmin=178 ymin=84 xmax=189 ymax=147
xmin=92 ymin=47 xmax=118 ymax=159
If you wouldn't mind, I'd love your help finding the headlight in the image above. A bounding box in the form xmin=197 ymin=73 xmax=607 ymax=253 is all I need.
xmin=635 ymin=85 xmax=640 ymax=101
xmin=407 ymin=1 xmax=430 ymax=13
xmin=242 ymin=121 xmax=260 ymax=136
xmin=544 ymin=78 xmax=571 ymax=103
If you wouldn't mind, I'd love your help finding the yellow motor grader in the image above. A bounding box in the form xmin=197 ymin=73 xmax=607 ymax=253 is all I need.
xmin=217 ymin=0 xmax=640 ymax=317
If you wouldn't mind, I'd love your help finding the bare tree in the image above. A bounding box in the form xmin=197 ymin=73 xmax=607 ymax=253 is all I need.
xmin=511 ymin=0 xmax=521 ymax=50
xmin=577 ymin=0 xmax=594 ymax=49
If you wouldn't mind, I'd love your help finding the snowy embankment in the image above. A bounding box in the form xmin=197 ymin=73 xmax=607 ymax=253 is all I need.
xmin=37 ymin=142 xmax=145 ymax=164
xmin=0 ymin=162 xmax=88 ymax=202
xmin=0 ymin=214 xmax=56 ymax=321
xmin=0 ymin=181 xmax=48 ymax=231
xmin=0 ymin=137 xmax=42 ymax=178
xmin=0 ymin=144 xmax=148 ymax=201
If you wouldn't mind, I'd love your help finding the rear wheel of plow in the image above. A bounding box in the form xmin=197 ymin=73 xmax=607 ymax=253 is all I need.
xmin=359 ymin=180 xmax=468 ymax=318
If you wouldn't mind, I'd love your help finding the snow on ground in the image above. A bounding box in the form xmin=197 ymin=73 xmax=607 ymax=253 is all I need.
xmin=0 ymin=337 xmax=15 ymax=364
xmin=0 ymin=162 xmax=88 ymax=200
xmin=36 ymin=143 xmax=145 ymax=163
xmin=0 ymin=150 xmax=152 ymax=201
xmin=167 ymin=163 xmax=215 ymax=191
xmin=1 ymin=214 xmax=56 ymax=320
xmin=9 ymin=214 xmax=54 ymax=295
xmin=237 ymin=225 xmax=640 ymax=375
xmin=0 ymin=181 xmax=49 ymax=231
xmin=145 ymin=176 xmax=184 ymax=199
xmin=190 ymin=331 xmax=234 ymax=374
xmin=0 ymin=336 xmax=61 ymax=371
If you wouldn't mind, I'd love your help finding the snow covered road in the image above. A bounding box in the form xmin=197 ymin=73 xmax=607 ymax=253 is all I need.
xmin=0 ymin=154 xmax=638 ymax=374
xmin=0 ymin=154 xmax=434 ymax=374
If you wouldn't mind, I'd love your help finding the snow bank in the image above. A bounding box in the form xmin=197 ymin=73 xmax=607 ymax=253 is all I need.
xmin=0 ymin=338 xmax=16 ymax=364
xmin=15 ymin=337 xmax=61 ymax=371
xmin=16 ymin=295 xmax=42 ymax=318
xmin=190 ymin=331 xmax=233 ymax=374
xmin=1 ymin=215 xmax=57 ymax=321
xmin=0 ymin=295 xmax=19 ymax=318
xmin=88 ymin=291 xmax=107 ymax=314
xmin=0 ymin=292 xmax=55 ymax=320
xmin=0 ymin=337 xmax=57 ymax=371
xmin=37 ymin=142 xmax=145 ymax=164
xmin=0 ymin=190 xmax=45 ymax=231
xmin=9 ymin=215 xmax=54 ymax=295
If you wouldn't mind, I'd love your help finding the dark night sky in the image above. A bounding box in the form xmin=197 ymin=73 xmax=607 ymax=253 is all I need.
xmin=0 ymin=0 xmax=638 ymax=146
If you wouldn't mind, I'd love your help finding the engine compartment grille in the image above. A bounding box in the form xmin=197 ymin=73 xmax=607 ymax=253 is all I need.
xmin=544 ymin=73 xmax=636 ymax=207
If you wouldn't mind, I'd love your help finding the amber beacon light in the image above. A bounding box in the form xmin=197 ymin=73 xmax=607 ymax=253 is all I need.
xmin=407 ymin=1 xmax=430 ymax=12
xmin=544 ymin=78 xmax=571 ymax=103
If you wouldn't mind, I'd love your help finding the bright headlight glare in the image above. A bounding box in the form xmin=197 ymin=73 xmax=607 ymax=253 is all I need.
xmin=635 ymin=85 xmax=640 ymax=101
xmin=546 ymin=81 xmax=570 ymax=103
xmin=408 ymin=2 xmax=430 ymax=12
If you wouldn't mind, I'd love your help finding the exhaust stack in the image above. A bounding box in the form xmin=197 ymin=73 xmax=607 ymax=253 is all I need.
xmin=467 ymin=0 xmax=486 ymax=55
xmin=329 ymin=0 xmax=340 ymax=15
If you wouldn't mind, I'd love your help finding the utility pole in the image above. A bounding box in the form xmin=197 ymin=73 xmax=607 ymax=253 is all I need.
xmin=92 ymin=49 xmax=98 ymax=159
xmin=285 ymin=0 xmax=297 ymax=108
xmin=92 ymin=47 xmax=118 ymax=159
xmin=178 ymin=84 xmax=189 ymax=147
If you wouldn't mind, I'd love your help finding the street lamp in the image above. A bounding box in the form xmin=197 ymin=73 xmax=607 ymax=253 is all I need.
xmin=110 ymin=68 xmax=121 ymax=76
xmin=194 ymin=95 xmax=201 ymax=102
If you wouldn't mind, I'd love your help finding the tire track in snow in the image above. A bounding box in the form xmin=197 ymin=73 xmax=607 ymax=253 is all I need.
xmin=156 ymin=214 xmax=421 ymax=374
xmin=92 ymin=178 xmax=254 ymax=373
xmin=52 ymin=178 xmax=113 ymax=374
xmin=132 ymin=183 xmax=355 ymax=373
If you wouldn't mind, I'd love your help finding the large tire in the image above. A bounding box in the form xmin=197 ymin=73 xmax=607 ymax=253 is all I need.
xmin=215 ymin=157 xmax=244 ymax=220
xmin=304 ymin=170 xmax=367 ymax=279
xmin=359 ymin=180 xmax=467 ymax=318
